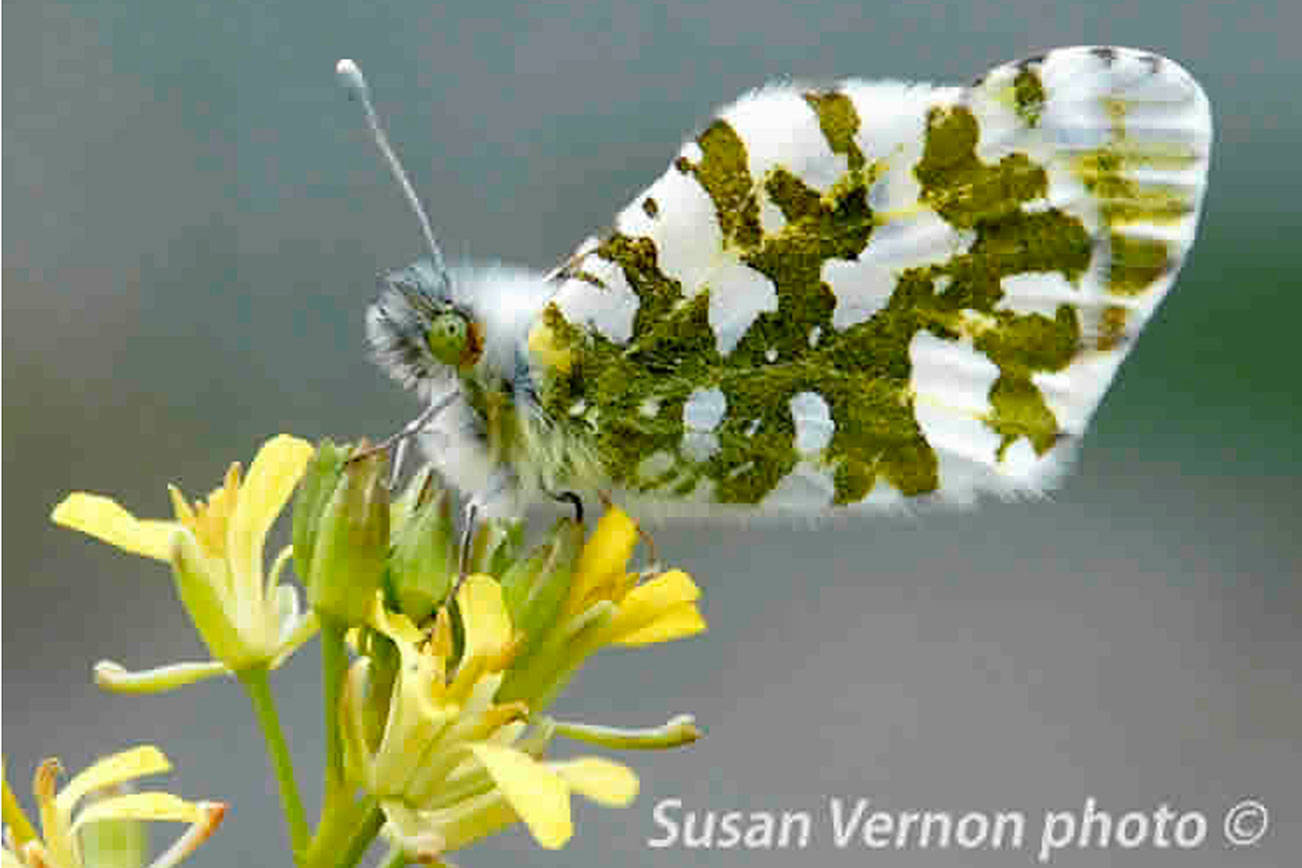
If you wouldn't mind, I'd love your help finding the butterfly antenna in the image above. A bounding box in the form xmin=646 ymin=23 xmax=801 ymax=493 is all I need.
xmin=336 ymin=58 xmax=448 ymax=282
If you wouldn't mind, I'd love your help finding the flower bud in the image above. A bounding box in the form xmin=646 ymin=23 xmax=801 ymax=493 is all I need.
xmin=468 ymin=516 xmax=526 ymax=577
xmin=495 ymin=519 xmax=584 ymax=705
xmin=291 ymin=439 xmax=350 ymax=585
xmin=500 ymin=519 xmax=583 ymax=647
xmin=389 ymin=466 xmax=436 ymax=536
xmin=386 ymin=485 xmax=456 ymax=622
xmin=305 ymin=446 xmax=390 ymax=625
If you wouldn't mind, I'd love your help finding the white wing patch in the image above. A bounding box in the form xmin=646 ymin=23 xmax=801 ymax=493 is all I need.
xmin=909 ymin=331 xmax=1005 ymax=471
xmin=550 ymin=252 xmax=640 ymax=343
xmin=530 ymin=46 xmax=1211 ymax=513
xmin=824 ymin=211 xmax=969 ymax=329
xmin=997 ymin=272 xmax=1080 ymax=318
xmin=707 ymin=263 xmax=778 ymax=355
xmin=789 ymin=391 xmax=835 ymax=454
xmin=615 ymin=159 xmax=721 ymax=290
xmin=721 ymin=86 xmax=844 ymax=190
xmin=842 ymin=82 xmax=953 ymax=210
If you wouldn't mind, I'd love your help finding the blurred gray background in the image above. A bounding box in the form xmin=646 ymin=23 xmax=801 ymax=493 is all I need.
xmin=5 ymin=1 xmax=1299 ymax=866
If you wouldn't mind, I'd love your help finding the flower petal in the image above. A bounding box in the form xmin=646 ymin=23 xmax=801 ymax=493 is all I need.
xmin=611 ymin=603 xmax=707 ymax=646
xmin=569 ymin=508 xmax=637 ymax=612
xmin=56 ymin=747 xmax=171 ymax=818
xmin=145 ymin=801 xmax=227 ymax=868
xmin=227 ymin=435 xmax=313 ymax=586
xmin=271 ymin=580 xmax=321 ymax=665
xmin=457 ymin=574 xmax=513 ymax=668
xmin=606 ymin=570 xmax=706 ymax=645
xmin=549 ymin=758 xmax=638 ymax=807
xmin=2 ymin=761 xmax=39 ymax=848
xmin=51 ymin=494 xmax=179 ymax=562
xmin=469 ymin=744 xmax=571 ymax=849
xmin=624 ymin=569 xmax=699 ymax=607
xmin=94 ymin=660 xmax=230 ymax=694
xmin=169 ymin=531 xmax=249 ymax=668
xmin=368 ymin=592 xmax=425 ymax=647
xmin=70 ymin=793 xmax=204 ymax=833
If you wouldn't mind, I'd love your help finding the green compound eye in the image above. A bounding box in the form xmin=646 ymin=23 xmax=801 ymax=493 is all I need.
xmin=426 ymin=312 xmax=469 ymax=365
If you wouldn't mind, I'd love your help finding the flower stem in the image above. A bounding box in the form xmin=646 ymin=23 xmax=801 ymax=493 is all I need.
xmin=379 ymin=845 xmax=408 ymax=868
xmin=241 ymin=667 xmax=309 ymax=860
xmin=320 ymin=618 xmax=349 ymax=799
xmin=335 ymin=799 xmax=385 ymax=868
xmin=302 ymin=796 xmax=382 ymax=868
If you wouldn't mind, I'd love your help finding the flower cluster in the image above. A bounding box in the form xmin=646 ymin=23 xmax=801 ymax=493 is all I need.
xmin=295 ymin=446 xmax=705 ymax=859
xmin=46 ymin=435 xmax=706 ymax=866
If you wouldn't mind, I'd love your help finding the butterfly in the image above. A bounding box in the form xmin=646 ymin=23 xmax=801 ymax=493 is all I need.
xmin=338 ymin=46 xmax=1212 ymax=521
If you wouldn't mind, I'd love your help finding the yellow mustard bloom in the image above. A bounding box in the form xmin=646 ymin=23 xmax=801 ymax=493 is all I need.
xmin=567 ymin=506 xmax=707 ymax=647
xmin=340 ymin=576 xmax=641 ymax=858
xmin=51 ymin=435 xmax=319 ymax=689
xmin=1 ymin=747 xmax=225 ymax=868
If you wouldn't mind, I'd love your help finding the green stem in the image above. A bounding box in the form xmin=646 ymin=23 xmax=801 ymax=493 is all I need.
xmin=379 ymin=845 xmax=408 ymax=868
xmin=302 ymin=796 xmax=382 ymax=868
xmin=336 ymin=800 xmax=385 ymax=868
xmin=320 ymin=619 xmax=349 ymax=799
xmin=241 ymin=667 xmax=310 ymax=860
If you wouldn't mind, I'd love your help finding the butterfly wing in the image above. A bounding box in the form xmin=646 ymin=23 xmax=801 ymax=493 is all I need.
xmin=530 ymin=47 xmax=1212 ymax=512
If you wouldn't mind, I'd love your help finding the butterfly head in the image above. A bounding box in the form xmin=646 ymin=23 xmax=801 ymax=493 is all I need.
xmin=366 ymin=259 xmax=485 ymax=389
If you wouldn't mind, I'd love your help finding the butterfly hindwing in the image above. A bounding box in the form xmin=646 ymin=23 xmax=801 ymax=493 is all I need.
xmin=528 ymin=46 xmax=1212 ymax=513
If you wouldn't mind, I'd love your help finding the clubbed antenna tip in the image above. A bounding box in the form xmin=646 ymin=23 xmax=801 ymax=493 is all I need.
xmin=336 ymin=58 xmax=367 ymax=95
xmin=336 ymin=57 xmax=447 ymax=279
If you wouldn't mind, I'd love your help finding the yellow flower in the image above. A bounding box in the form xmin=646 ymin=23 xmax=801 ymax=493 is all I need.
xmin=1 ymin=747 xmax=226 ymax=868
xmin=497 ymin=505 xmax=707 ymax=709
xmin=381 ymin=747 xmax=638 ymax=859
xmin=569 ymin=506 xmax=707 ymax=647
xmin=339 ymin=577 xmax=642 ymax=859
xmin=51 ymin=435 xmax=319 ymax=689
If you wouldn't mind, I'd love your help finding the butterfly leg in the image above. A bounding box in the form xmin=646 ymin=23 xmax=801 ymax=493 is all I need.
xmin=449 ymin=468 xmax=517 ymax=601
xmin=456 ymin=499 xmax=479 ymax=584
xmin=548 ymin=490 xmax=585 ymax=524
xmin=347 ymin=389 xmax=460 ymax=488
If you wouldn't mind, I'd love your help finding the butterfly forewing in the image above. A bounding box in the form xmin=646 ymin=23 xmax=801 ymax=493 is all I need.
xmin=528 ymin=47 xmax=1212 ymax=513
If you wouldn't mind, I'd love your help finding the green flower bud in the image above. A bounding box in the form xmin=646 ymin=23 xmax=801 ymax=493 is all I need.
xmin=496 ymin=520 xmax=584 ymax=705
xmin=291 ymin=439 xmax=350 ymax=585
xmin=305 ymin=446 xmax=390 ymax=625
xmin=386 ymin=484 xmax=456 ymax=622
xmin=499 ymin=599 xmax=616 ymax=711
xmin=467 ymin=516 xmax=525 ymax=577
xmin=500 ymin=519 xmax=582 ymax=642
xmin=389 ymin=466 xmax=436 ymax=536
